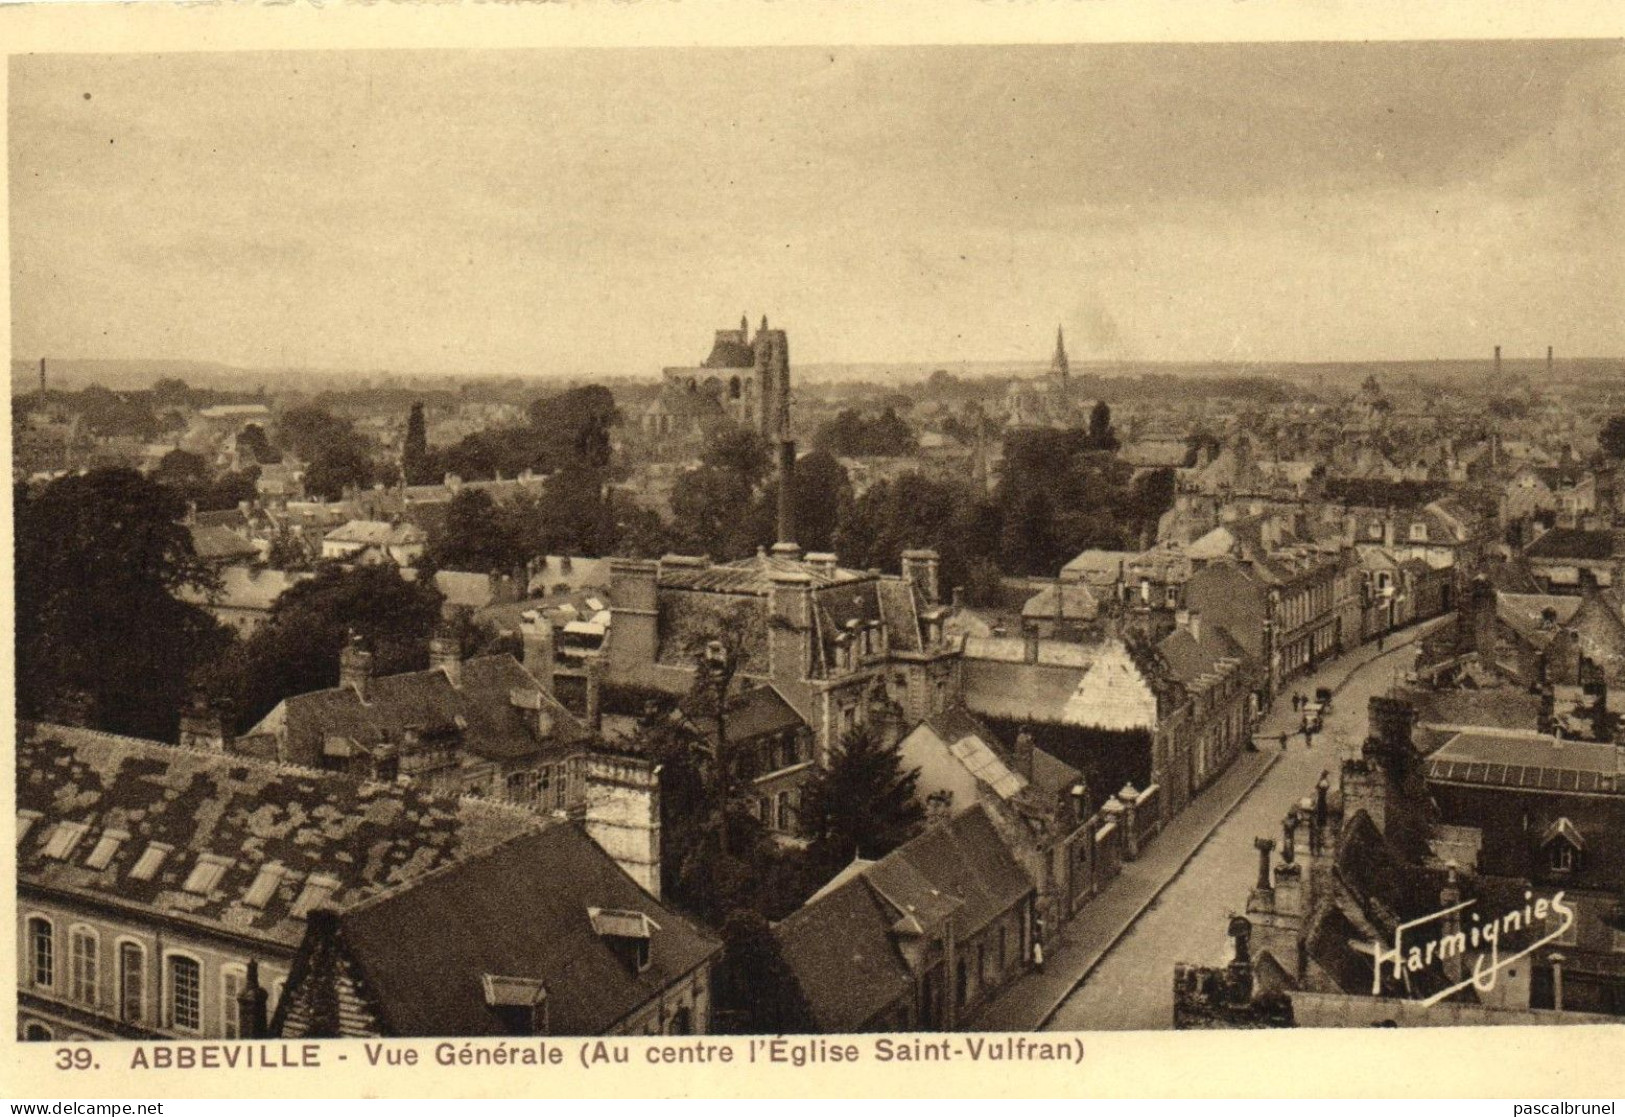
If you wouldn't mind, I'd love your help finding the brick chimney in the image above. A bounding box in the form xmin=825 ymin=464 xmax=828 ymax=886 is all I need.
xmin=520 ymin=611 xmax=555 ymax=695
xmin=429 ymin=631 xmax=462 ymax=687
xmin=581 ymin=753 xmax=663 ymax=898
xmin=902 ymin=549 xmax=941 ymax=606
xmin=339 ymin=635 xmax=373 ymax=698
xmin=1013 ymin=728 xmax=1035 ymax=780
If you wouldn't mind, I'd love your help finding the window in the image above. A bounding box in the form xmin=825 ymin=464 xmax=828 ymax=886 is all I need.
xmin=84 ymin=829 xmax=129 ymax=871
xmin=129 ymin=842 xmax=174 ymax=882
xmin=28 ymin=917 xmax=54 ymax=990
xmin=168 ymin=956 xmax=202 ymax=1032
xmin=119 ymin=942 xmax=146 ymax=1024
xmin=70 ymin=926 xmax=99 ymax=1007
xmin=221 ymin=967 xmax=245 ymax=1039
xmin=1550 ymin=843 xmax=1577 ymax=873
xmin=43 ymin=821 xmax=89 ymax=861
xmin=554 ymin=769 xmax=567 ymax=809
xmin=242 ymin=863 xmax=286 ymax=909
xmin=183 ymin=854 xmax=232 ymax=896
xmin=775 ymin=791 xmax=791 ymax=832
xmin=23 ymin=1023 xmax=53 ymax=1043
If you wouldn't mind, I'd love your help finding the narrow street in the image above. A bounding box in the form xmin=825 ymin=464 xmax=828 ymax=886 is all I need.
xmin=1038 ymin=625 xmax=1439 ymax=1032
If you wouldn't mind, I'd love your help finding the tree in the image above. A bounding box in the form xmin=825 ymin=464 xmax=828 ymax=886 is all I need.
xmin=427 ymin=489 xmax=526 ymax=572
xmin=801 ymin=723 xmax=925 ymax=864
xmin=527 ymin=384 xmax=621 ymax=471
xmin=199 ymin=563 xmax=445 ymax=732
xmin=15 ymin=469 xmax=230 ymax=740
xmin=402 ymin=402 xmax=431 ymax=484
xmin=1087 ymin=400 xmax=1120 ymax=453
xmin=714 ymin=910 xmax=814 ymax=1034
xmin=303 ymin=441 xmax=377 ymax=501
xmin=153 ymin=448 xmax=211 ymax=493
xmin=237 ymin=423 xmax=282 ymax=465
xmin=753 ymin=448 xmax=853 ymax=553
xmin=1601 ymin=416 xmax=1625 ymax=460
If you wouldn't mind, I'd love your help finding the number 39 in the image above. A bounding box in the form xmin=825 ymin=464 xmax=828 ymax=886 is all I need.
xmin=56 ymin=1047 xmax=94 ymax=1070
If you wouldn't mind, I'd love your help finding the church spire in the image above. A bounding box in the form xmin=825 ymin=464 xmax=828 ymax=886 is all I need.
xmin=1050 ymin=325 xmax=1069 ymax=382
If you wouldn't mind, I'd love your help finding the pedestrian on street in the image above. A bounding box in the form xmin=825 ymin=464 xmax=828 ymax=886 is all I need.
xmin=1033 ymin=939 xmax=1045 ymax=973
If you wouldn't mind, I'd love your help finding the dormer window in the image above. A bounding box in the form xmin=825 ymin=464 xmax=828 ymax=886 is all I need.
xmin=588 ymin=907 xmax=658 ymax=973
xmin=1409 ymin=523 xmax=1428 ymax=543
xmin=242 ymin=862 xmax=287 ymax=909
xmin=129 ymin=842 xmax=174 ymax=882
xmin=42 ymin=821 xmax=90 ymax=861
xmin=1541 ymin=817 xmax=1584 ymax=875
xmin=17 ymin=809 xmax=43 ymax=844
xmin=482 ymin=974 xmax=548 ymax=1036
xmin=183 ymin=853 xmax=233 ymax=896
xmin=84 ymin=828 xmax=130 ymax=871
xmin=291 ymin=873 xmax=342 ymax=917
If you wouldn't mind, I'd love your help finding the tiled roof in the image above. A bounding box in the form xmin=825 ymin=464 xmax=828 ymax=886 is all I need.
xmin=657 ymin=551 xmax=863 ymax=594
xmin=325 ymin=520 xmax=426 ymax=546
xmin=272 ymin=655 xmax=587 ymax=768
xmin=16 ymin=722 xmax=542 ymax=950
xmin=961 ymin=659 xmax=1087 ymax=725
xmin=680 ymin=684 xmax=805 ymax=744
xmin=324 ymin=826 xmax=720 ymax=1036
xmin=189 ymin=523 xmax=260 ymax=561
xmin=1157 ymin=623 xmax=1251 ymax=687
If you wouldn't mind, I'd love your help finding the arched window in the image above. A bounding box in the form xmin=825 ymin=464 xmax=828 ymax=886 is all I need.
xmin=221 ymin=965 xmax=246 ymax=1039
xmin=69 ymin=926 xmax=99 ymax=1007
xmin=118 ymin=941 xmax=147 ymax=1024
xmin=27 ymin=916 xmax=54 ymax=990
xmin=23 ymin=1022 xmax=53 ymax=1043
xmin=167 ymin=955 xmax=203 ymax=1033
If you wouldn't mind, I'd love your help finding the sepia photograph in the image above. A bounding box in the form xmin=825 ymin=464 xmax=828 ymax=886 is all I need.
xmin=6 ymin=14 xmax=1625 ymax=1098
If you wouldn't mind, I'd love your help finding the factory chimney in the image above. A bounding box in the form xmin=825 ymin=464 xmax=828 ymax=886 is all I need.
xmin=1494 ymin=345 xmax=1502 ymax=379
xmin=39 ymin=357 xmax=46 ymax=397
xmin=1547 ymin=346 xmax=1554 ymax=376
xmin=774 ymin=439 xmax=799 ymax=557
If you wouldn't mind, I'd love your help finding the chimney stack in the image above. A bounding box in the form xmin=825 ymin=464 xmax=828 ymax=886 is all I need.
xmin=238 ymin=959 xmax=271 ymax=1039
xmin=585 ymin=656 xmax=603 ymax=734
xmin=339 ymin=634 xmax=374 ymax=698
xmin=521 ymin=611 xmax=556 ymax=695
xmin=429 ymin=631 xmax=462 ymax=687
xmin=776 ymin=439 xmax=798 ymax=552
xmin=1013 ymin=728 xmax=1035 ymax=780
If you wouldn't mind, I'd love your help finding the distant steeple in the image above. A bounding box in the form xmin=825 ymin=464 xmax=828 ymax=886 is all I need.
xmin=1050 ymin=325 xmax=1070 ymax=382
xmin=741 ymin=313 xmax=749 ymax=335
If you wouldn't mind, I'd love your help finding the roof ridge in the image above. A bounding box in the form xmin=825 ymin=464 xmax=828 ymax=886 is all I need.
xmin=337 ymin=821 xmax=551 ymax=917
xmin=21 ymin=720 xmax=337 ymax=782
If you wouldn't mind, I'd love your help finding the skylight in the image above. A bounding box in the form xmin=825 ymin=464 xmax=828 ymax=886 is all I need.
xmin=291 ymin=873 xmax=343 ymax=917
xmin=83 ymin=828 xmax=130 ymax=871
xmin=242 ymin=862 xmax=287 ymax=909
xmin=129 ymin=842 xmax=174 ymax=882
xmin=42 ymin=821 xmax=90 ymax=861
xmin=183 ymin=853 xmax=233 ymax=896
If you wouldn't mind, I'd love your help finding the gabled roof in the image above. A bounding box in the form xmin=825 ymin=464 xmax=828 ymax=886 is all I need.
xmin=1525 ymin=528 xmax=1618 ymax=562
xmin=16 ymin=721 xmax=542 ymax=950
xmin=269 ymin=654 xmax=587 ymax=767
xmin=318 ymin=826 xmax=720 ymax=1036
xmin=325 ymin=520 xmax=426 ymax=547
xmin=776 ymin=804 xmax=1034 ymax=1031
xmin=1020 ymin=582 xmax=1100 ymax=622
xmin=177 ymin=564 xmax=312 ymax=614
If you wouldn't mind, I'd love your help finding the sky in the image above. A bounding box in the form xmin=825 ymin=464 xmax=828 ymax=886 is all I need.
xmin=9 ymin=42 xmax=1624 ymax=377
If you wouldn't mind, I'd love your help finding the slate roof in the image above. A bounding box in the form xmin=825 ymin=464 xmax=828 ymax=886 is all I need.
xmin=680 ymin=683 xmax=806 ymax=744
xmin=1157 ymin=623 xmax=1251 ymax=687
xmin=322 ymin=826 xmax=720 ymax=1036
xmin=773 ymin=875 xmax=915 ymax=1032
xmin=1525 ymin=528 xmax=1619 ymax=562
xmin=16 ymin=722 xmax=542 ymax=950
xmin=1425 ymin=731 xmax=1624 ymax=795
xmin=776 ymin=804 xmax=1035 ymax=1031
xmin=268 ymin=655 xmax=587 ymax=768
xmin=1020 ymin=582 xmax=1100 ymax=622
xmin=960 ymin=659 xmax=1086 ymax=724
xmin=657 ymin=550 xmax=863 ymax=594
xmin=177 ymin=564 xmax=312 ymax=614
xmin=1060 ymin=549 xmax=1135 ymax=585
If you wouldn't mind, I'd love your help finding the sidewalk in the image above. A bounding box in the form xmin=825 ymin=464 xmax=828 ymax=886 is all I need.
xmin=973 ymin=616 xmax=1447 ymax=1033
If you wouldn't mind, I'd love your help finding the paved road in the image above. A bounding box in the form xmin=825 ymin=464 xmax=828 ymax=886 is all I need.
xmin=1043 ymin=635 xmax=1428 ymax=1031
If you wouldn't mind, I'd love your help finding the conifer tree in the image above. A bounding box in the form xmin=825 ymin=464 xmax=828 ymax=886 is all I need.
xmin=802 ymin=723 xmax=925 ymax=863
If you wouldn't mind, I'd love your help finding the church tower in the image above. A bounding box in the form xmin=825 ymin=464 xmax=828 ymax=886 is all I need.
xmin=1050 ymin=325 xmax=1070 ymax=384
